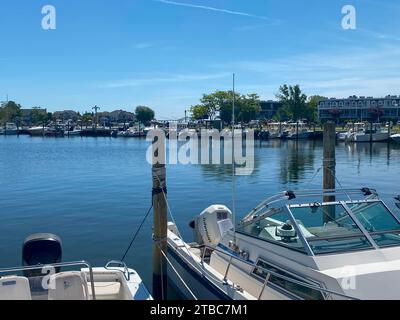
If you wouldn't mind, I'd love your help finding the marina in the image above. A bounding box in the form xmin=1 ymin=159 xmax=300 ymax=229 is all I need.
xmin=1 ymin=0 xmax=400 ymax=304
xmin=1 ymin=134 xmax=399 ymax=299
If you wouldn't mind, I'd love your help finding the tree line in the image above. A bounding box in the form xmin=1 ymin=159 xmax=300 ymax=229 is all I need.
xmin=190 ymin=84 xmax=324 ymax=124
xmin=0 ymin=101 xmax=155 ymax=127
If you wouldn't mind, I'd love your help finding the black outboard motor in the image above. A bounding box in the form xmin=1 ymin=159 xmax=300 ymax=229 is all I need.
xmin=22 ymin=233 xmax=62 ymax=277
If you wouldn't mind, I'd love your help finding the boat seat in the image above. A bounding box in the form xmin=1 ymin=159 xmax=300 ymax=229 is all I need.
xmin=48 ymin=271 xmax=89 ymax=300
xmin=0 ymin=276 xmax=32 ymax=300
xmin=87 ymin=282 xmax=121 ymax=300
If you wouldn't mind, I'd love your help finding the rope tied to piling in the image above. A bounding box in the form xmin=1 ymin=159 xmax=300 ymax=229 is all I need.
xmin=152 ymin=235 xmax=168 ymax=243
xmin=152 ymin=186 xmax=167 ymax=196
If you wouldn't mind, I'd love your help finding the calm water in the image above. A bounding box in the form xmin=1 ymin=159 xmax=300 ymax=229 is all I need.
xmin=1 ymin=135 xmax=400 ymax=294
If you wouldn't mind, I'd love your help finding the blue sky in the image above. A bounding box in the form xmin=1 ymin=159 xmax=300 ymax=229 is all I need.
xmin=0 ymin=0 xmax=399 ymax=119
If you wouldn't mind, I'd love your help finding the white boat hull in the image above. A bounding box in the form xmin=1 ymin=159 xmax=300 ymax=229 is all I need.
xmin=268 ymin=132 xmax=280 ymax=139
xmin=287 ymin=132 xmax=311 ymax=140
xmin=167 ymin=248 xmax=231 ymax=300
xmin=348 ymin=132 xmax=389 ymax=142
xmin=391 ymin=134 xmax=400 ymax=144
xmin=28 ymin=127 xmax=45 ymax=136
xmin=167 ymin=225 xmax=253 ymax=301
xmin=66 ymin=130 xmax=81 ymax=136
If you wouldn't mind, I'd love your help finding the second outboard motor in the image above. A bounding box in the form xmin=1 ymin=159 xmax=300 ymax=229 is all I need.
xmin=22 ymin=233 xmax=62 ymax=277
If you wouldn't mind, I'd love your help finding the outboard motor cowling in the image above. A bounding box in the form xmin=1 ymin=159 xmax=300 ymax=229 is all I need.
xmin=22 ymin=233 xmax=62 ymax=277
xmin=193 ymin=205 xmax=233 ymax=247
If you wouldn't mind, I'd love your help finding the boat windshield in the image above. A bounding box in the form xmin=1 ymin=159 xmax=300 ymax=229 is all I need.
xmin=289 ymin=203 xmax=373 ymax=254
xmin=239 ymin=200 xmax=400 ymax=255
xmin=346 ymin=201 xmax=400 ymax=247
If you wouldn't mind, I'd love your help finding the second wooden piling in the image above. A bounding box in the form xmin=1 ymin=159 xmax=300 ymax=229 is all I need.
xmin=323 ymin=121 xmax=336 ymax=223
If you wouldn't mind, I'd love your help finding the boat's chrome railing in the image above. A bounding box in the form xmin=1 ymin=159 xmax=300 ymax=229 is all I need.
xmin=198 ymin=245 xmax=358 ymax=300
xmin=105 ymin=260 xmax=130 ymax=281
xmin=0 ymin=260 xmax=96 ymax=300
xmin=242 ymin=188 xmax=378 ymax=223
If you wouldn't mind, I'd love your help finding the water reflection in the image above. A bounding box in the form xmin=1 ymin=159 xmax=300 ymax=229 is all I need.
xmin=342 ymin=141 xmax=400 ymax=167
xmin=196 ymin=139 xmax=318 ymax=185
xmin=278 ymin=140 xmax=317 ymax=185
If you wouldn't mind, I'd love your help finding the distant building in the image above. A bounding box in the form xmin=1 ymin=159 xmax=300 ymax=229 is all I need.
xmin=108 ymin=110 xmax=136 ymax=123
xmin=53 ymin=110 xmax=80 ymax=122
xmin=257 ymin=100 xmax=282 ymax=120
xmin=20 ymin=108 xmax=47 ymax=125
xmin=318 ymin=95 xmax=400 ymax=122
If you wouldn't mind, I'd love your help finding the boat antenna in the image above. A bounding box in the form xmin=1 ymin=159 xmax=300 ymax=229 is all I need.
xmin=231 ymin=73 xmax=237 ymax=243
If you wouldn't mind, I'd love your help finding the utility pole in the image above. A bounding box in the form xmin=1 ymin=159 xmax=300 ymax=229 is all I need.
xmin=152 ymin=134 xmax=168 ymax=300
xmin=323 ymin=121 xmax=336 ymax=224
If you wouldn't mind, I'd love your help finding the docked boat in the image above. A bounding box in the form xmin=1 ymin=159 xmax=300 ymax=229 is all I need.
xmin=117 ymin=129 xmax=143 ymax=137
xmin=391 ymin=134 xmax=400 ymax=144
xmin=337 ymin=123 xmax=358 ymax=142
xmin=347 ymin=123 xmax=389 ymax=142
xmin=28 ymin=126 xmax=45 ymax=136
xmin=1 ymin=123 xmax=18 ymax=135
xmin=0 ymin=233 xmax=152 ymax=300
xmin=168 ymin=188 xmax=400 ymax=300
xmin=265 ymin=123 xmax=283 ymax=139
xmin=286 ymin=122 xmax=312 ymax=140
xmin=65 ymin=129 xmax=82 ymax=137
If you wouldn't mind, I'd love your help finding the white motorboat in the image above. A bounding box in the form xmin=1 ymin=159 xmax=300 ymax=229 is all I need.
xmin=337 ymin=123 xmax=358 ymax=141
xmin=168 ymin=188 xmax=400 ymax=300
xmin=117 ymin=129 xmax=143 ymax=137
xmin=347 ymin=123 xmax=389 ymax=142
xmin=264 ymin=122 xmax=283 ymax=139
xmin=0 ymin=233 xmax=152 ymax=300
xmin=2 ymin=123 xmax=18 ymax=135
xmin=391 ymin=133 xmax=400 ymax=144
xmin=286 ymin=122 xmax=312 ymax=140
xmin=28 ymin=126 xmax=45 ymax=136
xmin=65 ymin=129 xmax=82 ymax=137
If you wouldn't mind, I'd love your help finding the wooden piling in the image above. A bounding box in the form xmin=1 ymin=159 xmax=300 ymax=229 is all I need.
xmin=152 ymin=135 xmax=168 ymax=300
xmin=323 ymin=122 xmax=336 ymax=223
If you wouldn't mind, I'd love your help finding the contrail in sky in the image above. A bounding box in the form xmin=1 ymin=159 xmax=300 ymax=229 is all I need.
xmin=154 ymin=0 xmax=272 ymax=21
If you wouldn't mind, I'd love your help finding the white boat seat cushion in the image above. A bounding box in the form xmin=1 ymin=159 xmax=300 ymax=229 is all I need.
xmin=48 ymin=271 xmax=89 ymax=300
xmin=87 ymin=282 xmax=121 ymax=300
xmin=0 ymin=276 xmax=32 ymax=300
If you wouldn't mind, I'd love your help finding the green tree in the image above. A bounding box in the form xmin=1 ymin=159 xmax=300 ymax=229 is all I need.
xmin=276 ymin=84 xmax=308 ymax=121
xmin=0 ymin=101 xmax=22 ymax=124
xmin=237 ymin=93 xmax=261 ymax=124
xmin=82 ymin=112 xmax=93 ymax=129
xmin=135 ymin=106 xmax=155 ymax=126
xmin=31 ymin=108 xmax=49 ymax=126
xmin=191 ymin=90 xmax=260 ymax=126
xmin=307 ymin=95 xmax=325 ymax=123
xmin=190 ymin=104 xmax=209 ymax=120
xmin=200 ymin=91 xmax=236 ymax=122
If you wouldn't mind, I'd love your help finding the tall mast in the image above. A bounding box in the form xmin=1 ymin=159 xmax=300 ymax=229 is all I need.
xmin=231 ymin=74 xmax=237 ymax=243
